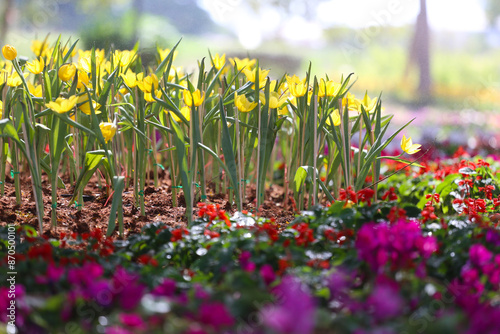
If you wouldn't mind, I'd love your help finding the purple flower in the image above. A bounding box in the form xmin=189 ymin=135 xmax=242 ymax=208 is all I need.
xmin=239 ymin=251 xmax=256 ymax=272
xmin=119 ymin=283 xmax=145 ymax=311
xmin=259 ymin=264 xmax=276 ymax=285
xmin=469 ymin=244 xmax=492 ymax=268
xmin=194 ymin=284 xmax=210 ymax=300
xmin=356 ymin=221 xmax=437 ymax=272
xmin=152 ymin=278 xmax=176 ymax=297
xmin=485 ymin=229 xmax=500 ymax=247
xmin=262 ymin=276 xmax=316 ymax=334
xmin=105 ymin=326 xmax=133 ymax=334
xmin=119 ymin=313 xmax=145 ymax=329
xmin=198 ymin=301 xmax=234 ymax=330
xmin=366 ymin=276 xmax=403 ymax=321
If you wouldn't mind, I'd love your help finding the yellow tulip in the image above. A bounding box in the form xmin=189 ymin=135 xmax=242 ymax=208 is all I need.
xmin=27 ymin=82 xmax=43 ymax=98
xmin=230 ymin=57 xmax=256 ymax=71
xmin=6 ymin=72 xmax=28 ymax=87
xmin=137 ymin=73 xmax=158 ymax=93
xmin=356 ymin=92 xmax=378 ymax=113
xmin=2 ymin=45 xmax=17 ymax=60
xmin=99 ymin=122 xmax=117 ymax=143
xmin=45 ymin=96 xmax=79 ymax=114
xmin=268 ymin=91 xmax=288 ymax=109
xmin=78 ymin=55 xmax=91 ymax=73
xmin=144 ymin=89 xmax=162 ymax=103
xmin=158 ymin=48 xmax=178 ymax=62
xmin=286 ymin=75 xmax=308 ymax=98
xmin=183 ymin=89 xmax=205 ymax=107
xmin=121 ymin=70 xmax=141 ymax=88
xmin=170 ymin=106 xmax=191 ymax=123
xmin=26 ymin=57 xmax=45 ymax=74
xmin=325 ymin=109 xmax=341 ymax=127
xmin=0 ymin=100 xmax=3 ymax=119
xmin=77 ymin=70 xmax=90 ymax=89
xmin=234 ymin=92 xmax=257 ymax=112
xmin=278 ymin=105 xmax=289 ymax=116
xmin=401 ymin=135 xmax=421 ymax=155
xmin=77 ymin=95 xmax=101 ymax=115
xmin=31 ymin=40 xmax=49 ymax=57
xmin=341 ymin=93 xmax=358 ymax=112
xmin=114 ymin=50 xmax=135 ymax=67
xmin=243 ymin=67 xmax=270 ymax=89
xmin=318 ymin=79 xmax=341 ymax=98
xmin=58 ymin=64 xmax=76 ymax=82
xmin=212 ymin=53 xmax=226 ymax=71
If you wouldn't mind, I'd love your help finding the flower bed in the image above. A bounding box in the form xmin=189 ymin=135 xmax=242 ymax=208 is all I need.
xmin=2 ymin=153 xmax=500 ymax=333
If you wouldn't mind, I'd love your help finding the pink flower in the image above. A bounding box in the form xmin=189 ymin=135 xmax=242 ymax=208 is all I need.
xmin=469 ymin=244 xmax=492 ymax=268
xmin=198 ymin=301 xmax=234 ymax=329
xmin=366 ymin=276 xmax=403 ymax=321
xmin=239 ymin=251 xmax=256 ymax=272
xmin=262 ymin=276 xmax=316 ymax=334
xmin=152 ymin=278 xmax=176 ymax=297
xmin=119 ymin=313 xmax=145 ymax=329
xmin=260 ymin=264 xmax=276 ymax=285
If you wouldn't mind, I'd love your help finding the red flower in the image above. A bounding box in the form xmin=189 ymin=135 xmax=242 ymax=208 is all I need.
xmin=171 ymin=227 xmax=189 ymax=242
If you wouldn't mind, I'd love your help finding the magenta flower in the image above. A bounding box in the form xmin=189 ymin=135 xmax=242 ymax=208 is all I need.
xmin=105 ymin=326 xmax=133 ymax=334
xmin=259 ymin=264 xmax=276 ymax=285
xmin=366 ymin=276 xmax=403 ymax=321
xmin=262 ymin=276 xmax=316 ymax=334
xmin=356 ymin=220 xmax=438 ymax=272
xmin=152 ymin=278 xmax=176 ymax=297
xmin=239 ymin=250 xmax=256 ymax=272
xmin=469 ymin=244 xmax=492 ymax=268
xmin=119 ymin=313 xmax=145 ymax=329
xmin=198 ymin=301 xmax=234 ymax=330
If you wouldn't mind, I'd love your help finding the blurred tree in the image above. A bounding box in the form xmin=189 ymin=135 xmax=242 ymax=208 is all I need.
xmin=0 ymin=0 xmax=13 ymax=43
xmin=247 ymin=0 xmax=323 ymax=19
xmin=407 ymin=0 xmax=431 ymax=103
xmin=485 ymin=0 xmax=500 ymax=28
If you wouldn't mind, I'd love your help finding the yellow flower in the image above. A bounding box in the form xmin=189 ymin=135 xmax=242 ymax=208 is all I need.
xmin=121 ymin=70 xmax=142 ymax=88
xmin=212 ymin=53 xmax=226 ymax=71
xmin=113 ymin=50 xmax=135 ymax=67
xmin=401 ymin=135 xmax=421 ymax=155
xmin=318 ymin=79 xmax=341 ymax=98
xmin=278 ymin=106 xmax=289 ymax=116
xmin=137 ymin=73 xmax=158 ymax=93
xmin=170 ymin=106 xmax=191 ymax=123
xmin=230 ymin=57 xmax=256 ymax=71
xmin=26 ymin=57 xmax=45 ymax=74
xmin=31 ymin=40 xmax=49 ymax=57
xmin=286 ymin=75 xmax=308 ymax=97
xmin=0 ymin=100 xmax=3 ymax=119
xmin=355 ymin=92 xmax=378 ymax=113
xmin=341 ymin=93 xmax=358 ymax=112
xmin=158 ymin=48 xmax=178 ymax=62
xmin=325 ymin=109 xmax=341 ymax=126
xmin=243 ymin=67 xmax=270 ymax=89
xmin=144 ymin=89 xmax=162 ymax=103
xmin=27 ymin=82 xmax=43 ymax=97
xmin=268 ymin=91 xmax=287 ymax=109
xmin=77 ymin=70 xmax=90 ymax=89
xmin=45 ymin=96 xmax=79 ymax=114
xmin=6 ymin=72 xmax=28 ymax=87
xmin=99 ymin=122 xmax=117 ymax=143
xmin=77 ymin=95 xmax=101 ymax=115
xmin=78 ymin=55 xmax=92 ymax=73
xmin=183 ymin=89 xmax=205 ymax=107
xmin=2 ymin=45 xmax=17 ymax=60
xmin=234 ymin=92 xmax=257 ymax=112
xmin=58 ymin=64 xmax=76 ymax=82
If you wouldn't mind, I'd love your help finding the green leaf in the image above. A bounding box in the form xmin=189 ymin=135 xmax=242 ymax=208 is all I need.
xmin=107 ymin=176 xmax=125 ymax=237
xmin=218 ymin=97 xmax=241 ymax=210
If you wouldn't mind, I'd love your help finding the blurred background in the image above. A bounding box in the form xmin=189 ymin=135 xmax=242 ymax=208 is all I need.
xmin=1 ymin=0 xmax=500 ymax=153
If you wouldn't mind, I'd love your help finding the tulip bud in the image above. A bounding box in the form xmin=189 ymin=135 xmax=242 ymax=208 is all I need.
xmin=2 ymin=45 xmax=17 ymax=60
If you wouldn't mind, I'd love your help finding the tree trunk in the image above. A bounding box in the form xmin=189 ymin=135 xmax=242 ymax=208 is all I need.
xmin=0 ymin=0 xmax=13 ymax=43
xmin=408 ymin=0 xmax=431 ymax=103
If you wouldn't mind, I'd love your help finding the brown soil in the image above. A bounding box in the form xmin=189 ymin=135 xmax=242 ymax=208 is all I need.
xmin=0 ymin=172 xmax=297 ymax=239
